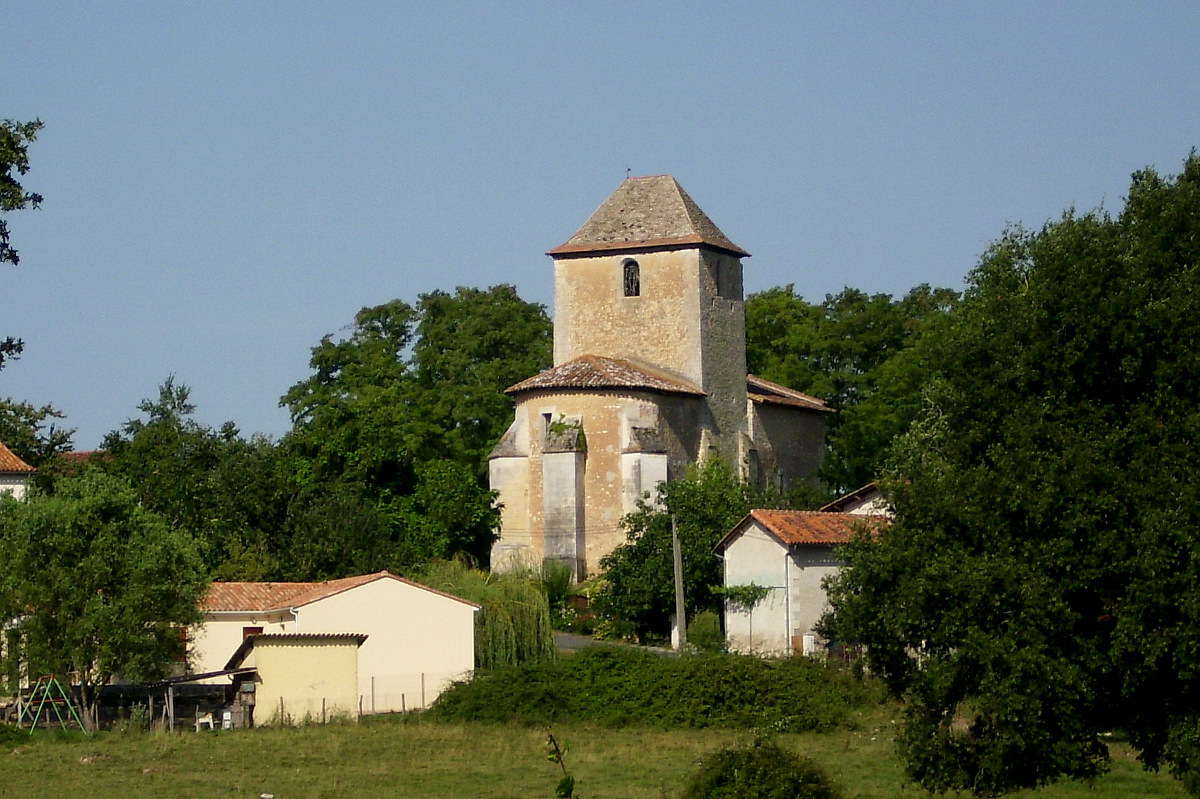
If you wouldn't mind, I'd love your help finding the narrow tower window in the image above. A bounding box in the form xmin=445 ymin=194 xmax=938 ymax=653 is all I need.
xmin=622 ymin=259 xmax=640 ymax=297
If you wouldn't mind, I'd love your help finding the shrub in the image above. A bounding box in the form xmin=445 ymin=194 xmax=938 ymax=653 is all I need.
xmin=682 ymin=739 xmax=843 ymax=799
xmin=687 ymin=610 xmax=725 ymax=653
xmin=430 ymin=646 xmax=878 ymax=732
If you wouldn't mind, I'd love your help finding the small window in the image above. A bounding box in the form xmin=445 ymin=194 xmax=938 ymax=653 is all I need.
xmin=622 ymin=259 xmax=640 ymax=297
xmin=242 ymin=626 xmax=263 ymax=640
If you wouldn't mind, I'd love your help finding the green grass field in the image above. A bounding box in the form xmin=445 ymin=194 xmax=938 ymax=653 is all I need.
xmin=2 ymin=706 xmax=1185 ymax=798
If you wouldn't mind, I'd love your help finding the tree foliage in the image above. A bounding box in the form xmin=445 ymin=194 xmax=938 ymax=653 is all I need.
xmin=282 ymin=286 xmax=549 ymax=567
xmin=0 ymin=471 xmax=206 ymax=726
xmin=0 ymin=118 xmax=44 ymax=370
xmin=746 ymin=283 xmax=957 ymax=492
xmin=0 ymin=398 xmax=73 ymax=467
xmin=594 ymin=459 xmax=782 ymax=639
xmin=823 ymin=153 xmax=1200 ymax=795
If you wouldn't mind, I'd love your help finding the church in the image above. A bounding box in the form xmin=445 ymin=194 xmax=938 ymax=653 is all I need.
xmin=490 ymin=176 xmax=830 ymax=578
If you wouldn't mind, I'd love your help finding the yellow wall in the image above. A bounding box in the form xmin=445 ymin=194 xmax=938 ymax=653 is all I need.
xmin=249 ymin=638 xmax=360 ymax=725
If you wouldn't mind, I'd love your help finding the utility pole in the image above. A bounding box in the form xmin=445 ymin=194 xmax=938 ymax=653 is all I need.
xmin=672 ymin=516 xmax=687 ymax=651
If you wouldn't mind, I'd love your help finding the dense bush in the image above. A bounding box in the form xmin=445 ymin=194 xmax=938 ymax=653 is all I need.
xmin=430 ymin=647 xmax=878 ymax=732
xmin=687 ymin=610 xmax=725 ymax=653
xmin=681 ymin=739 xmax=843 ymax=799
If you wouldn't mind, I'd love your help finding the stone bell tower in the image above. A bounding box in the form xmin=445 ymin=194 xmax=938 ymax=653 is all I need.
xmin=546 ymin=174 xmax=749 ymax=461
xmin=490 ymin=175 xmax=829 ymax=577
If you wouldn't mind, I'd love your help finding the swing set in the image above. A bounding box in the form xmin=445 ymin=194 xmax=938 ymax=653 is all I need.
xmin=15 ymin=675 xmax=88 ymax=734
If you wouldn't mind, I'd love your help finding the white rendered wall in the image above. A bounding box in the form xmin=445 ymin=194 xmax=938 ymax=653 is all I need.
xmin=0 ymin=475 xmax=28 ymax=500
xmin=722 ymin=524 xmax=790 ymax=655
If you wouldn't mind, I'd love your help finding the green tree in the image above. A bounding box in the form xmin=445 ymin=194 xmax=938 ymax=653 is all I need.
xmin=0 ymin=398 xmax=74 ymax=467
xmin=1 ymin=118 xmax=43 ymax=369
xmin=0 ymin=471 xmax=206 ymax=728
xmin=102 ymin=377 xmax=290 ymax=580
xmin=594 ymin=459 xmax=778 ymax=639
xmin=823 ymin=153 xmax=1200 ymax=796
xmin=281 ymin=286 xmax=549 ymax=566
xmin=745 ymin=283 xmax=956 ymax=492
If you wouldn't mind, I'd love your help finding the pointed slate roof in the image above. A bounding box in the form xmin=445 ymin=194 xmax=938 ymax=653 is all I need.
xmin=0 ymin=441 xmax=34 ymax=474
xmin=505 ymin=354 xmax=705 ymax=397
xmin=547 ymin=175 xmax=750 ymax=258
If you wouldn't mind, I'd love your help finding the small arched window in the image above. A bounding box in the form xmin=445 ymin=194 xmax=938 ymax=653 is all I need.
xmin=622 ymin=259 xmax=640 ymax=297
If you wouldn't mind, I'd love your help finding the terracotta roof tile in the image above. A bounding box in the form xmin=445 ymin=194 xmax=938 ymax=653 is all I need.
xmin=0 ymin=441 xmax=34 ymax=474
xmin=548 ymin=175 xmax=750 ymax=258
xmin=201 ymin=571 xmax=480 ymax=612
xmin=506 ymin=355 xmax=705 ymax=397
xmin=716 ymin=509 xmax=887 ymax=550
xmin=746 ymin=375 xmax=832 ymax=412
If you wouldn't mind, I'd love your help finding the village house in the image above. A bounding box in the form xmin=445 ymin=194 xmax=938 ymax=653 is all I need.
xmin=491 ymin=175 xmax=831 ymax=578
xmin=715 ymin=507 xmax=888 ymax=656
xmin=0 ymin=441 xmax=34 ymax=500
xmin=191 ymin=571 xmax=478 ymax=718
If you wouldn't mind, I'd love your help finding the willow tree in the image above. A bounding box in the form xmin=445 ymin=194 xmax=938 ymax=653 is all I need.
xmin=419 ymin=559 xmax=554 ymax=669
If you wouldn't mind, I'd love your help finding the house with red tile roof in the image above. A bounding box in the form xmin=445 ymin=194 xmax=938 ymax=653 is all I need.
xmin=715 ymin=508 xmax=887 ymax=655
xmin=191 ymin=571 xmax=478 ymax=715
xmin=490 ymin=176 xmax=831 ymax=579
xmin=0 ymin=441 xmax=35 ymax=500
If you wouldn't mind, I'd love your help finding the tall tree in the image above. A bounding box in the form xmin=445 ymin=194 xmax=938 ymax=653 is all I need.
xmin=0 ymin=471 xmax=206 ymax=728
xmin=823 ymin=154 xmax=1200 ymax=796
xmin=1 ymin=119 xmax=43 ymax=370
xmin=0 ymin=398 xmax=73 ymax=467
xmin=281 ymin=286 xmax=549 ymax=567
xmin=745 ymin=283 xmax=957 ymax=491
xmin=102 ymin=377 xmax=291 ymax=580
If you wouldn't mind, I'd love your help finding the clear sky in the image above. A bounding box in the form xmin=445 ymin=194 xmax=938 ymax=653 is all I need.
xmin=5 ymin=2 xmax=1198 ymax=448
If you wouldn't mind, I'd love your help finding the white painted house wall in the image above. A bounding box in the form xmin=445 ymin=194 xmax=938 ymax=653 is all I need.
xmin=722 ymin=521 xmax=841 ymax=656
xmin=0 ymin=475 xmax=28 ymax=500
xmin=722 ymin=524 xmax=790 ymax=655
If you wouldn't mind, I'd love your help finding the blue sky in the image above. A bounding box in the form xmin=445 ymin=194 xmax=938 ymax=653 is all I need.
xmin=5 ymin=2 xmax=1198 ymax=448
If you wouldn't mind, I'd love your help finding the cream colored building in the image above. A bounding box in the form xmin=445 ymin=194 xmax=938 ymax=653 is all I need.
xmin=192 ymin=571 xmax=478 ymax=713
xmin=491 ymin=175 xmax=831 ymax=577
xmin=715 ymin=509 xmax=886 ymax=655
xmin=0 ymin=441 xmax=34 ymax=500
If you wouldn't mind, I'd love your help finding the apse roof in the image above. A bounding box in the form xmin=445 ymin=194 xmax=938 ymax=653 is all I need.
xmin=505 ymin=354 xmax=706 ymax=397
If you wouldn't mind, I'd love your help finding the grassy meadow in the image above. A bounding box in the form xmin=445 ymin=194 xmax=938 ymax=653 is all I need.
xmin=1 ymin=705 xmax=1186 ymax=799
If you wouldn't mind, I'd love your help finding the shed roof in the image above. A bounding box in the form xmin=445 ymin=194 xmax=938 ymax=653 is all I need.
xmin=506 ymin=354 xmax=706 ymax=397
xmin=715 ymin=509 xmax=886 ymax=551
xmin=547 ymin=175 xmax=749 ymax=258
xmin=201 ymin=570 xmax=480 ymax=613
xmin=0 ymin=441 xmax=35 ymax=474
xmin=746 ymin=374 xmax=833 ymax=413
xmin=225 ymin=632 xmax=368 ymax=671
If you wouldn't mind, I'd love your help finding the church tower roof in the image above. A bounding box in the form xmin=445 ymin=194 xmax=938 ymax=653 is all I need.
xmin=547 ymin=175 xmax=750 ymax=258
